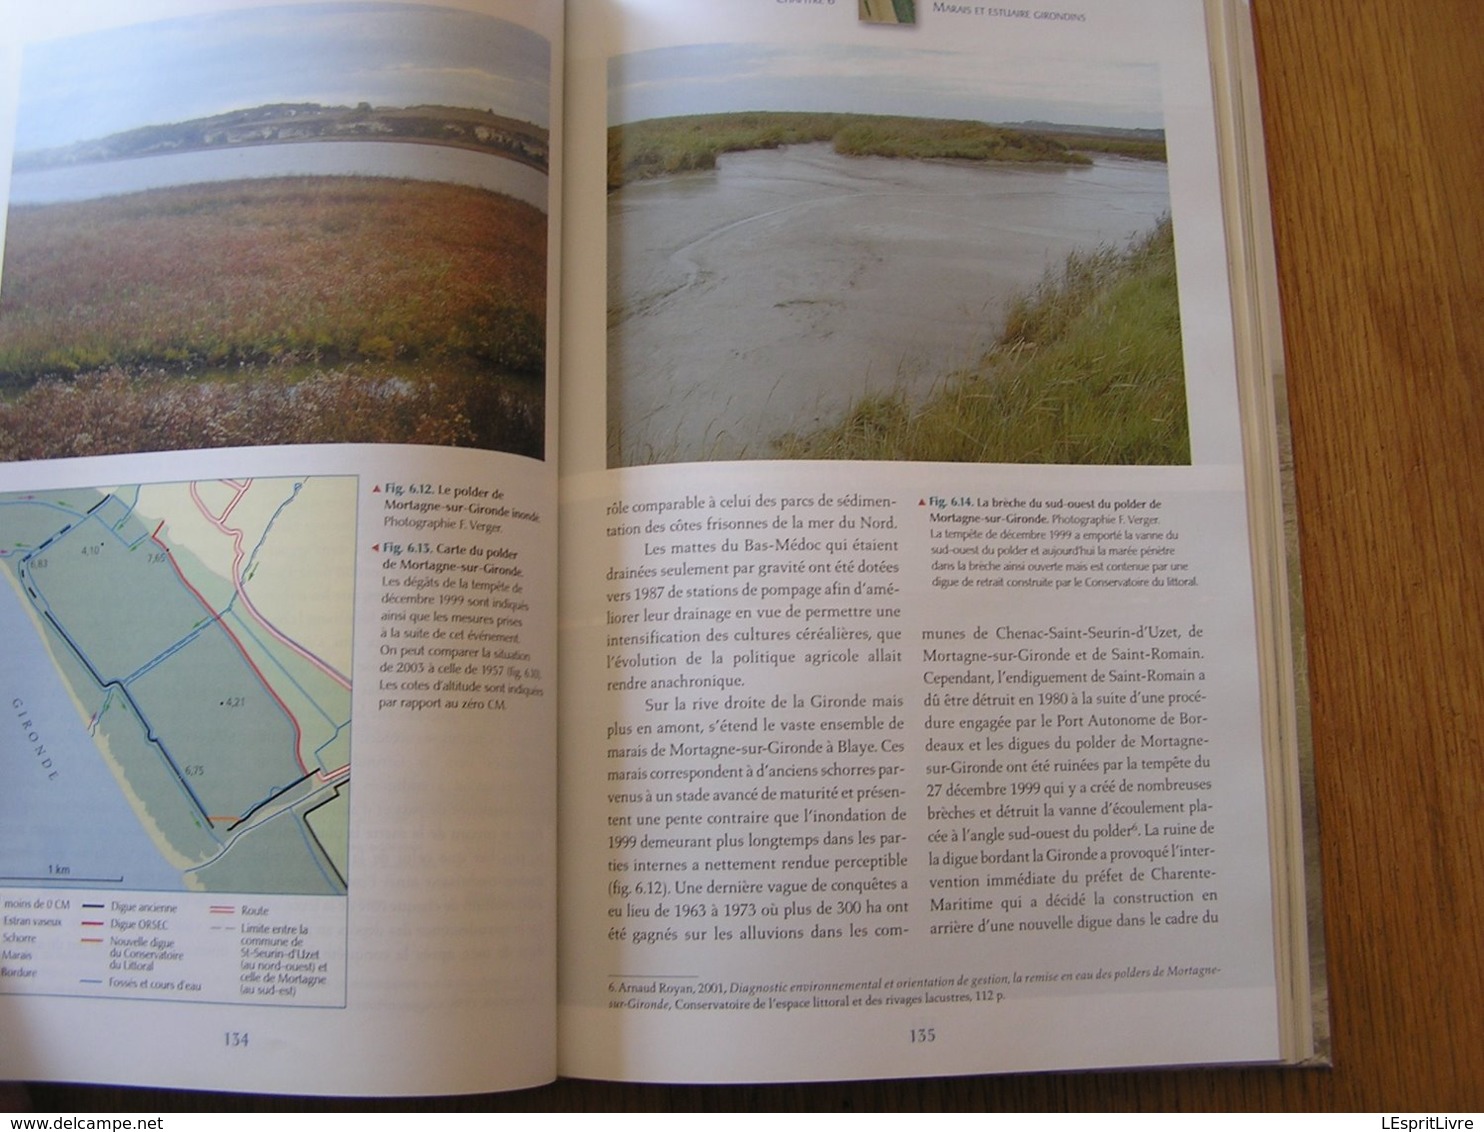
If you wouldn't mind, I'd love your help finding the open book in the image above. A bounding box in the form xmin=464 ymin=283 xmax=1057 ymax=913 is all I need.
xmin=0 ymin=0 xmax=1325 ymax=1095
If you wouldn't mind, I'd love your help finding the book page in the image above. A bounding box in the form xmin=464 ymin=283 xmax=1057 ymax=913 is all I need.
xmin=0 ymin=0 xmax=561 ymax=1095
xmin=558 ymin=0 xmax=1289 ymax=1082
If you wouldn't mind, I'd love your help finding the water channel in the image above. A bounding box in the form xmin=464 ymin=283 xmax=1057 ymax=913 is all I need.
xmin=608 ymin=143 xmax=1170 ymax=465
xmin=9 ymin=140 xmax=548 ymax=211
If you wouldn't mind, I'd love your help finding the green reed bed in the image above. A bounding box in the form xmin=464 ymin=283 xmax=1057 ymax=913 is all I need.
xmin=608 ymin=111 xmax=1090 ymax=189
xmin=774 ymin=216 xmax=1188 ymax=465
xmin=1042 ymin=132 xmax=1167 ymax=162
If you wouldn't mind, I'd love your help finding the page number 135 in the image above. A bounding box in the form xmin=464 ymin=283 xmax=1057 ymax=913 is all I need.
xmin=909 ymin=1027 xmax=936 ymax=1044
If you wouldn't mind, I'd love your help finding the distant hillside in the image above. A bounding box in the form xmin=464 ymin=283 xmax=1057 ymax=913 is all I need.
xmin=15 ymin=103 xmax=549 ymax=173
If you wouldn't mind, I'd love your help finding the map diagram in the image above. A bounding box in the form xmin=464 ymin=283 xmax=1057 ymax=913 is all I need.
xmin=0 ymin=477 xmax=354 ymax=896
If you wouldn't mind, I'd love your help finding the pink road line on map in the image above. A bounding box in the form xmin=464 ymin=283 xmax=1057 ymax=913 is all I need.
xmin=188 ymin=480 xmax=351 ymax=691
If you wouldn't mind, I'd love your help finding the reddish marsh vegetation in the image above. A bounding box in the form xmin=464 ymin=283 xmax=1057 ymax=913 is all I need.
xmin=0 ymin=176 xmax=546 ymax=459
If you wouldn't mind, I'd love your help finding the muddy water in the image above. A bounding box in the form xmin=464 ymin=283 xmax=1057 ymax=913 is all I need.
xmin=608 ymin=143 xmax=1170 ymax=465
xmin=10 ymin=141 xmax=548 ymax=211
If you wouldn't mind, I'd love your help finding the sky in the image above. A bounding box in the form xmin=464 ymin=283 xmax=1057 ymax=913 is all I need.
xmin=609 ymin=42 xmax=1163 ymax=131
xmin=16 ymin=2 xmax=551 ymax=153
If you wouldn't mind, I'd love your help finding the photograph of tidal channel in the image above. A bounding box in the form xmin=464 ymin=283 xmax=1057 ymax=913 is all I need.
xmin=606 ymin=40 xmax=1184 ymax=467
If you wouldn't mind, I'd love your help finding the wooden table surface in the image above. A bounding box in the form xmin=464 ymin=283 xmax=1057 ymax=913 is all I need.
xmin=20 ymin=0 xmax=1484 ymax=1113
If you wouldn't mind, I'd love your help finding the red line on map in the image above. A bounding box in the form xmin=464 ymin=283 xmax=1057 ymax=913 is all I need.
xmin=189 ymin=480 xmax=352 ymax=691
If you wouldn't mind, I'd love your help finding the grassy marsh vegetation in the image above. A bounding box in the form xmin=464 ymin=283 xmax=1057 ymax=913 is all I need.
xmin=1043 ymin=130 xmax=1167 ymax=162
xmin=0 ymin=176 xmax=546 ymax=459
xmin=608 ymin=111 xmax=1092 ymax=190
xmin=0 ymin=364 xmax=540 ymax=461
xmin=774 ymin=217 xmax=1188 ymax=465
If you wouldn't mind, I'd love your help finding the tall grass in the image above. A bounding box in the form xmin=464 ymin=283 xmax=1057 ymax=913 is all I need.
xmin=774 ymin=217 xmax=1188 ymax=465
xmin=609 ymin=113 xmax=847 ymax=189
xmin=0 ymin=176 xmax=546 ymax=459
xmin=1042 ymin=132 xmax=1167 ymax=162
xmin=0 ymin=177 xmax=545 ymax=381
xmin=834 ymin=118 xmax=1090 ymax=165
xmin=608 ymin=112 xmax=1089 ymax=190
xmin=0 ymin=364 xmax=542 ymax=461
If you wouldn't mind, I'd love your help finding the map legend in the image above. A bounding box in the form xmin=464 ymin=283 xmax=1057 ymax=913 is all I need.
xmin=1 ymin=888 xmax=347 ymax=1006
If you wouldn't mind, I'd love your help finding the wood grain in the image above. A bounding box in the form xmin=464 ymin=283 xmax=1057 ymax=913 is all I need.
xmin=22 ymin=0 xmax=1484 ymax=1112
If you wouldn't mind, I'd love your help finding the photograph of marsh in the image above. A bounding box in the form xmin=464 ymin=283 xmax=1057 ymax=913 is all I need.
xmin=0 ymin=4 xmax=550 ymax=463
xmin=607 ymin=40 xmax=1185 ymax=467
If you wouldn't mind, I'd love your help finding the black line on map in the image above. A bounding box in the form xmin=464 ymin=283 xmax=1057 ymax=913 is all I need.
xmin=227 ymin=771 xmax=314 ymax=832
